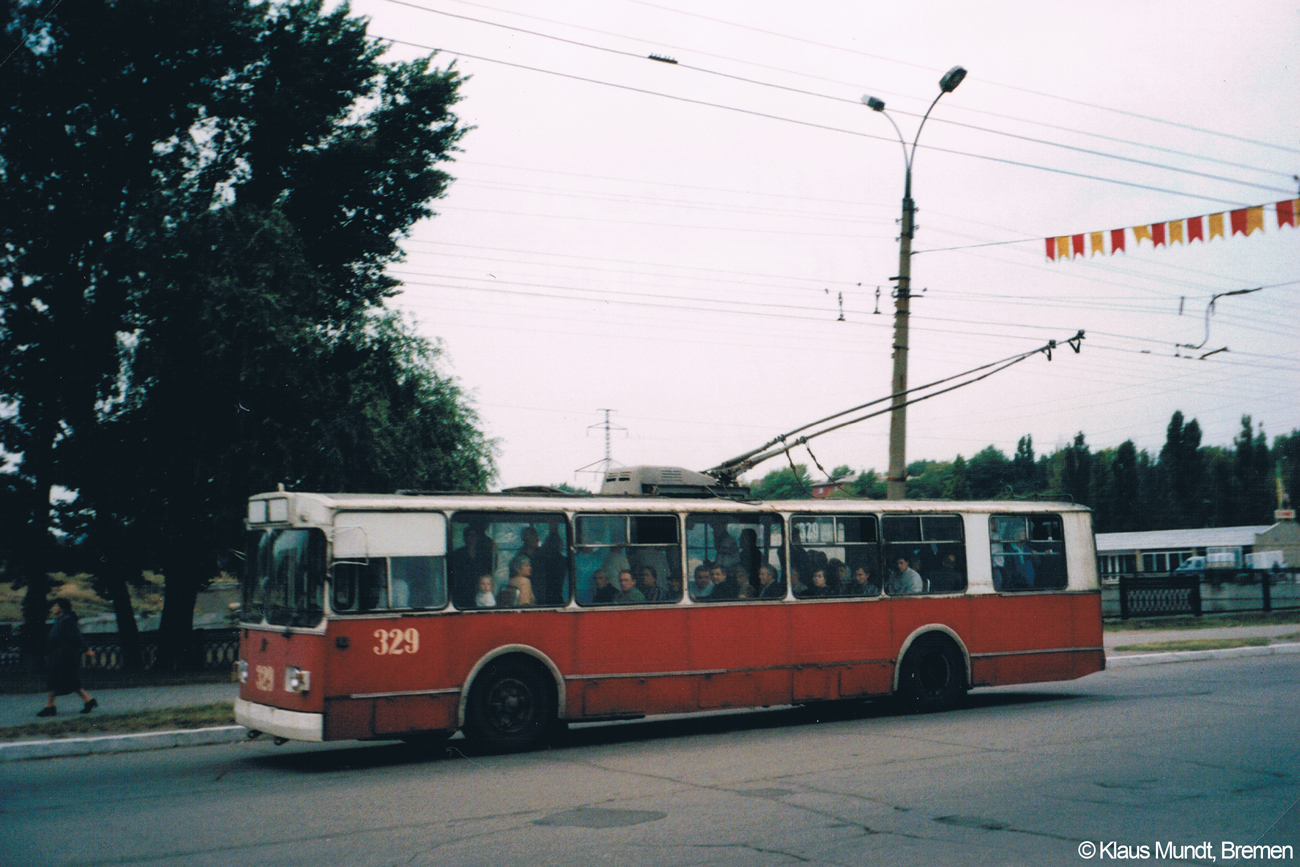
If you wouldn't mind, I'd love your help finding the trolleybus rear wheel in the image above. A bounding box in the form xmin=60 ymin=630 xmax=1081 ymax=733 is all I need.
xmin=465 ymin=658 xmax=554 ymax=752
xmin=897 ymin=634 xmax=966 ymax=713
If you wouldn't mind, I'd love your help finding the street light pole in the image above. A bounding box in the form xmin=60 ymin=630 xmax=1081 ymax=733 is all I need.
xmin=863 ymin=66 xmax=966 ymax=500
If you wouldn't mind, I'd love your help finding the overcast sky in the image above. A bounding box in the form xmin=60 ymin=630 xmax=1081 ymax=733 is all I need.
xmin=344 ymin=0 xmax=1300 ymax=491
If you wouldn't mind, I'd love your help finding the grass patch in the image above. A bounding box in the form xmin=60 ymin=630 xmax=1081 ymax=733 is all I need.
xmin=1104 ymin=610 xmax=1300 ymax=632
xmin=0 ymin=702 xmax=235 ymax=740
xmin=1114 ymin=637 xmax=1273 ymax=653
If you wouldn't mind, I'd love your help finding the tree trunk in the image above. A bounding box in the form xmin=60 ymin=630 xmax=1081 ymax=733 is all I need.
xmin=102 ymin=566 xmax=144 ymax=671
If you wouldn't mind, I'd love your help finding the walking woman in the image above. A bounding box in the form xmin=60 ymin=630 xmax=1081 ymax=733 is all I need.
xmin=37 ymin=598 xmax=98 ymax=716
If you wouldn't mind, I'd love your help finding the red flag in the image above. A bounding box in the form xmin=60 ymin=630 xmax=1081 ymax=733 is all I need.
xmin=1230 ymin=208 xmax=1248 ymax=235
xmin=1110 ymin=228 xmax=1125 ymax=254
xmin=1071 ymin=234 xmax=1084 ymax=257
xmin=1151 ymin=222 xmax=1166 ymax=247
xmin=1046 ymin=237 xmax=1056 ymax=260
xmin=1187 ymin=215 xmax=1204 ymax=242
xmin=1278 ymin=199 xmax=1296 ymax=228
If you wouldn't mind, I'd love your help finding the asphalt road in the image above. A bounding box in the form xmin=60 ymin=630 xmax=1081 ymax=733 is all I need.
xmin=4 ymin=654 xmax=1298 ymax=867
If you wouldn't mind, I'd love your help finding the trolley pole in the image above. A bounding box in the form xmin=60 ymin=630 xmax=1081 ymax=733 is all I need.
xmin=863 ymin=66 xmax=966 ymax=501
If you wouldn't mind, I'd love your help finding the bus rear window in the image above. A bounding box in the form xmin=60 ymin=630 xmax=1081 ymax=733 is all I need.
xmin=990 ymin=514 xmax=1067 ymax=591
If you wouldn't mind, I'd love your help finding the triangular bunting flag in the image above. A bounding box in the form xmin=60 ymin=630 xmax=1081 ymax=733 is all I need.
xmin=1151 ymin=223 xmax=1166 ymax=247
xmin=1168 ymin=220 xmax=1184 ymax=244
xmin=1110 ymin=228 xmax=1126 ymax=254
xmin=1187 ymin=215 xmax=1204 ymax=243
xmin=1279 ymin=199 xmax=1296 ymax=228
xmin=1089 ymin=232 xmax=1105 ymax=256
xmin=1133 ymin=224 xmax=1152 ymax=246
xmin=1208 ymin=213 xmax=1225 ymax=239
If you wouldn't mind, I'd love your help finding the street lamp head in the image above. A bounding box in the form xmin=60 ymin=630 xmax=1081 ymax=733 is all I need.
xmin=939 ymin=66 xmax=967 ymax=93
xmin=861 ymin=95 xmax=885 ymax=112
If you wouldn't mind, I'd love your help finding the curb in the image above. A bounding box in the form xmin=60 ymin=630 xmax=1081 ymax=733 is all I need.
xmin=0 ymin=725 xmax=247 ymax=763
xmin=1106 ymin=641 xmax=1300 ymax=668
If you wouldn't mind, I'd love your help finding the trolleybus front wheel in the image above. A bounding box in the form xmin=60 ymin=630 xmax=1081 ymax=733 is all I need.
xmin=896 ymin=634 xmax=966 ymax=713
xmin=465 ymin=658 xmax=555 ymax=752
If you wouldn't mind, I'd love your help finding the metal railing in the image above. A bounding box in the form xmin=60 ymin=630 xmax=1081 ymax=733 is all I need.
xmin=0 ymin=629 xmax=241 ymax=672
xmin=1111 ymin=568 xmax=1299 ymax=619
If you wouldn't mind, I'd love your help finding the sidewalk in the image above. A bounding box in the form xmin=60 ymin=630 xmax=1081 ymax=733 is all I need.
xmin=2 ymin=624 xmax=1297 ymax=762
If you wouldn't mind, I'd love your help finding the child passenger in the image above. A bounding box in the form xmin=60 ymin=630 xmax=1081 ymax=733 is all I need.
xmin=475 ymin=575 xmax=496 ymax=608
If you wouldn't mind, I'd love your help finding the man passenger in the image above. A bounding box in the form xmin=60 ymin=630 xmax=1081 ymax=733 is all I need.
xmin=757 ymin=564 xmax=784 ymax=599
xmin=887 ymin=555 xmax=923 ymax=595
xmin=691 ymin=564 xmax=713 ymax=600
xmin=615 ymin=569 xmax=645 ymax=604
xmin=592 ymin=569 xmax=617 ymax=604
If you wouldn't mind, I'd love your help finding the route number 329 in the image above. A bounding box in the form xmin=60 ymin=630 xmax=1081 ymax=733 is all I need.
xmin=373 ymin=627 xmax=420 ymax=656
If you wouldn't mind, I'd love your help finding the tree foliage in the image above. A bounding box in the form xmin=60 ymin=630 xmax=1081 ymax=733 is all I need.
xmin=741 ymin=413 xmax=1294 ymax=534
xmin=1 ymin=0 xmax=492 ymax=662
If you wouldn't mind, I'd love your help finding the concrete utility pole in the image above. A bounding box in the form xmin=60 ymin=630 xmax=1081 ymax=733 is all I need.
xmin=862 ymin=66 xmax=967 ymax=500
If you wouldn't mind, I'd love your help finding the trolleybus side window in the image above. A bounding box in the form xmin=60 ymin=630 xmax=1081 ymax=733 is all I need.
xmin=990 ymin=514 xmax=1067 ymax=590
xmin=881 ymin=514 xmax=966 ymax=595
xmin=450 ymin=512 xmax=571 ymax=608
xmin=575 ymin=514 xmax=681 ymax=605
xmin=791 ymin=515 xmax=880 ymax=597
xmin=686 ymin=513 xmax=784 ymax=601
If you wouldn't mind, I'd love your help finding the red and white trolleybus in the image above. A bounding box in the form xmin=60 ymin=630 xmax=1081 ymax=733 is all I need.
xmin=235 ymin=466 xmax=1104 ymax=751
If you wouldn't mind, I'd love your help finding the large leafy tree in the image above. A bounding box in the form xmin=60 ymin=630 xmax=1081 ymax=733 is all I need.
xmin=2 ymin=0 xmax=492 ymax=663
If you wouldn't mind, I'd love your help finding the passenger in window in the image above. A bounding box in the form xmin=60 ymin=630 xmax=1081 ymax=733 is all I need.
xmin=665 ymin=570 xmax=683 ymax=599
xmin=475 ymin=575 xmax=496 ymax=608
xmin=591 ymin=569 xmax=617 ymax=604
xmin=499 ymin=555 xmax=537 ymax=607
xmin=690 ymin=564 xmax=714 ymax=600
xmin=844 ymin=565 xmax=877 ymax=596
xmin=734 ymin=565 xmax=756 ymax=599
xmin=928 ymin=553 xmax=964 ymax=592
xmin=757 ymin=564 xmax=785 ymax=599
xmin=714 ymin=521 xmax=740 ymax=571
xmin=707 ymin=564 xmax=741 ymax=600
xmin=536 ymin=522 xmax=569 ymax=604
xmin=802 ymin=568 xmax=831 ymax=597
xmin=887 ymin=556 xmax=923 ymax=595
xmin=738 ymin=528 xmax=762 ymax=584
xmin=790 ymin=527 xmax=811 ymax=586
xmin=615 ymin=569 xmax=645 ymax=604
xmin=639 ymin=565 xmax=669 ymax=602
xmin=600 ymin=545 xmax=631 ymax=581
xmin=451 ymin=527 xmax=494 ymax=587
xmin=826 ymin=558 xmax=847 ymax=594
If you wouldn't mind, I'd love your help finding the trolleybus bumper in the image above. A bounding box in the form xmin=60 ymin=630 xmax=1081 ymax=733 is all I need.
xmin=235 ymin=699 xmax=324 ymax=742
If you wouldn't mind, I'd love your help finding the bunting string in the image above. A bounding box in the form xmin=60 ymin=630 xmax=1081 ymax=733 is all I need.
xmin=1046 ymin=198 xmax=1298 ymax=261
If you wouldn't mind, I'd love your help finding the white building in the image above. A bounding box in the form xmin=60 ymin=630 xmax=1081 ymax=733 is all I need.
xmin=1095 ymin=522 xmax=1299 ymax=577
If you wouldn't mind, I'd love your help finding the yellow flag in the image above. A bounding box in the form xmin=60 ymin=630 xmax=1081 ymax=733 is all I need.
xmin=1245 ymin=206 xmax=1264 ymax=235
xmin=1168 ymin=220 xmax=1184 ymax=244
xmin=1132 ymin=224 xmax=1152 ymax=245
xmin=1208 ymin=212 xmax=1225 ymax=239
xmin=1056 ymin=236 xmax=1070 ymax=259
xmin=1090 ymin=232 xmax=1105 ymax=255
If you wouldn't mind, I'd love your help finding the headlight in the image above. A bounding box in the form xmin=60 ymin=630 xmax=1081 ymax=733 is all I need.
xmin=285 ymin=666 xmax=311 ymax=693
xmin=237 ymin=659 xmax=249 ymax=684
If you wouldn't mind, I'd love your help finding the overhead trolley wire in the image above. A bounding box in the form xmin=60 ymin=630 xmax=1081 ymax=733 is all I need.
xmin=621 ymin=0 xmax=1300 ymax=156
xmin=378 ymin=33 xmax=1266 ymax=209
xmin=378 ymin=1 xmax=1295 ymax=198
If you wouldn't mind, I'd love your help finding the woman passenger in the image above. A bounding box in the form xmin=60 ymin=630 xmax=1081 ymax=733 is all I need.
xmin=801 ymin=568 xmax=831 ymax=598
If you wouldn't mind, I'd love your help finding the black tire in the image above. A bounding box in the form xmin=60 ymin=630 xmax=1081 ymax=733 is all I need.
xmin=896 ymin=634 xmax=966 ymax=713
xmin=464 ymin=658 xmax=555 ymax=752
